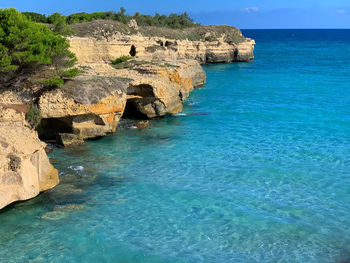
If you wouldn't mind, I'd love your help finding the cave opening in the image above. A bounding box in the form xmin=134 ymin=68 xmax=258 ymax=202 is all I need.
xmin=122 ymin=99 xmax=148 ymax=120
xmin=129 ymin=45 xmax=137 ymax=57
xmin=37 ymin=116 xmax=73 ymax=141
xmin=122 ymin=84 xmax=155 ymax=120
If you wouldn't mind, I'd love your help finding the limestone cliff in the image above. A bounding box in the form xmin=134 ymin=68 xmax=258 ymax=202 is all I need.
xmin=82 ymin=59 xmax=206 ymax=118
xmin=68 ymin=21 xmax=254 ymax=64
xmin=34 ymin=59 xmax=206 ymax=146
xmin=0 ymin=107 xmax=59 ymax=209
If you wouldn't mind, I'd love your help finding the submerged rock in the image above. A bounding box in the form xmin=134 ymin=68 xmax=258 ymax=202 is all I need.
xmin=57 ymin=133 xmax=85 ymax=147
xmin=41 ymin=210 xmax=68 ymax=221
xmin=41 ymin=203 xmax=87 ymax=221
xmin=131 ymin=120 xmax=150 ymax=129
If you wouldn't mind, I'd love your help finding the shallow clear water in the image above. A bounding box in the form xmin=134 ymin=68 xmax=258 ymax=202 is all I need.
xmin=1 ymin=30 xmax=350 ymax=263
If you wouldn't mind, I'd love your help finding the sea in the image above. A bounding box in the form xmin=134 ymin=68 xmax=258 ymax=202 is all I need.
xmin=0 ymin=29 xmax=350 ymax=263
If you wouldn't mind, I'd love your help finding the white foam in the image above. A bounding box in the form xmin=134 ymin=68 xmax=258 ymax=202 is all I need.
xmin=69 ymin=165 xmax=84 ymax=171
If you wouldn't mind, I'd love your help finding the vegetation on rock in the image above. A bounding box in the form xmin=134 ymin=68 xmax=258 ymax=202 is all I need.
xmin=71 ymin=19 xmax=245 ymax=44
xmin=111 ymin=59 xmax=179 ymax=71
xmin=22 ymin=12 xmax=47 ymax=23
xmin=47 ymin=12 xmax=75 ymax=35
xmin=19 ymin=8 xmax=244 ymax=44
xmin=111 ymin=56 xmax=134 ymax=65
xmin=0 ymin=8 xmax=79 ymax=87
xmin=26 ymin=104 xmax=42 ymax=128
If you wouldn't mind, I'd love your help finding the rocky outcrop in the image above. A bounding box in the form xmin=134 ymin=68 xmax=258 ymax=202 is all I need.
xmin=38 ymin=76 xmax=128 ymax=145
xmin=0 ymin=58 xmax=205 ymax=208
xmin=69 ymin=35 xmax=254 ymax=65
xmin=79 ymin=59 xmax=206 ymax=118
xmin=35 ymin=59 xmax=206 ymax=143
xmin=0 ymin=107 xmax=59 ymax=209
xmin=68 ymin=20 xmax=254 ymax=65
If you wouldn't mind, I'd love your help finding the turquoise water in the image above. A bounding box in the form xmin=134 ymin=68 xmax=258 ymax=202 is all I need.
xmin=1 ymin=30 xmax=350 ymax=263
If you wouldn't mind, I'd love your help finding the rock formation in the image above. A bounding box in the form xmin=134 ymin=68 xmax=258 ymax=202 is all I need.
xmin=0 ymin=107 xmax=59 ymax=209
xmin=33 ymin=59 xmax=206 ymax=144
xmin=38 ymin=76 xmax=128 ymax=146
xmin=68 ymin=21 xmax=255 ymax=64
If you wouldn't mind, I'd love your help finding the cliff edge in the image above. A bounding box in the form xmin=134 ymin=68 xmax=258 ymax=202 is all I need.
xmin=68 ymin=20 xmax=255 ymax=64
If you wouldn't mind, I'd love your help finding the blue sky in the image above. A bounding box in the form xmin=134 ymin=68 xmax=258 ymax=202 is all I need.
xmin=1 ymin=0 xmax=349 ymax=28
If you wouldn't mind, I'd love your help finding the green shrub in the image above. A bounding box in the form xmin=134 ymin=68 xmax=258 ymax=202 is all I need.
xmin=23 ymin=8 xmax=198 ymax=29
xmin=22 ymin=12 xmax=47 ymax=23
xmin=61 ymin=68 xmax=83 ymax=78
xmin=0 ymin=8 xmax=78 ymax=87
xmin=111 ymin=56 xmax=133 ymax=65
xmin=42 ymin=75 xmax=64 ymax=87
xmin=47 ymin=12 xmax=74 ymax=35
xmin=26 ymin=104 xmax=42 ymax=128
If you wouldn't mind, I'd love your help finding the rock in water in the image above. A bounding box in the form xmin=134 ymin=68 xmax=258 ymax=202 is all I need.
xmin=132 ymin=120 xmax=149 ymax=129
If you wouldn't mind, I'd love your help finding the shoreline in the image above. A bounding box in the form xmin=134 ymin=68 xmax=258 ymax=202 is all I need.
xmin=0 ymin=22 xmax=255 ymax=210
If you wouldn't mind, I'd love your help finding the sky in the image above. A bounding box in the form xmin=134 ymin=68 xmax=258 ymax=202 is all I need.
xmin=1 ymin=0 xmax=349 ymax=29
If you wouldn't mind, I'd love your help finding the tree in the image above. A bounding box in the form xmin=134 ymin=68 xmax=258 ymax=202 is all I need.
xmin=47 ymin=12 xmax=74 ymax=35
xmin=19 ymin=9 xmax=199 ymax=30
xmin=22 ymin=12 xmax=47 ymax=23
xmin=0 ymin=8 xmax=78 ymax=87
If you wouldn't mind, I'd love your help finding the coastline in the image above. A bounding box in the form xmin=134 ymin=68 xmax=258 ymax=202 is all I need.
xmin=2 ymin=28 xmax=350 ymax=263
xmin=0 ymin=21 xmax=255 ymax=210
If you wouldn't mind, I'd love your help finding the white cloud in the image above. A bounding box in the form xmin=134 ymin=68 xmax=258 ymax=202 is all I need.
xmin=337 ymin=9 xmax=347 ymax=14
xmin=243 ymin=7 xmax=259 ymax=13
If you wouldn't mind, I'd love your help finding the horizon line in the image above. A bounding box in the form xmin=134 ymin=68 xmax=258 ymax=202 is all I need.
xmin=240 ymin=28 xmax=350 ymax=30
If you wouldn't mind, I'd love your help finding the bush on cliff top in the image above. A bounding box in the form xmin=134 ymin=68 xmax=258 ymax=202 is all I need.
xmin=0 ymin=8 xmax=78 ymax=87
xmin=47 ymin=12 xmax=75 ymax=35
xmin=21 ymin=8 xmax=198 ymax=29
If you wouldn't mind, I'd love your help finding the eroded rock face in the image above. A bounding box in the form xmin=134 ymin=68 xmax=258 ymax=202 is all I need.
xmin=68 ymin=35 xmax=255 ymax=65
xmin=81 ymin=59 xmax=206 ymax=118
xmin=0 ymin=107 xmax=59 ymax=209
xmin=38 ymin=76 xmax=128 ymax=141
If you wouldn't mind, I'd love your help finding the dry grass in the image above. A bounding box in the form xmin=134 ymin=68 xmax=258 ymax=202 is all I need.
xmin=71 ymin=20 xmax=245 ymax=44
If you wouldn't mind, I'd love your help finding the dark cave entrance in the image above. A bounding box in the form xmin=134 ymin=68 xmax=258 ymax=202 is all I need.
xmin=129 ymin=45 xmax=137 ymax=57
xmin=37 ymin=116 xmax=74 ymax=141
xmin=122 ymin=84 xmax=156 ymax=120
xmin=122 ymin=99 xmax=148 ymax=120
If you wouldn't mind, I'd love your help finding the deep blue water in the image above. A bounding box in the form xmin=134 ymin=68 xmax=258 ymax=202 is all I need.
xmin=1 ymin=30 xmax=350 ymax=263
